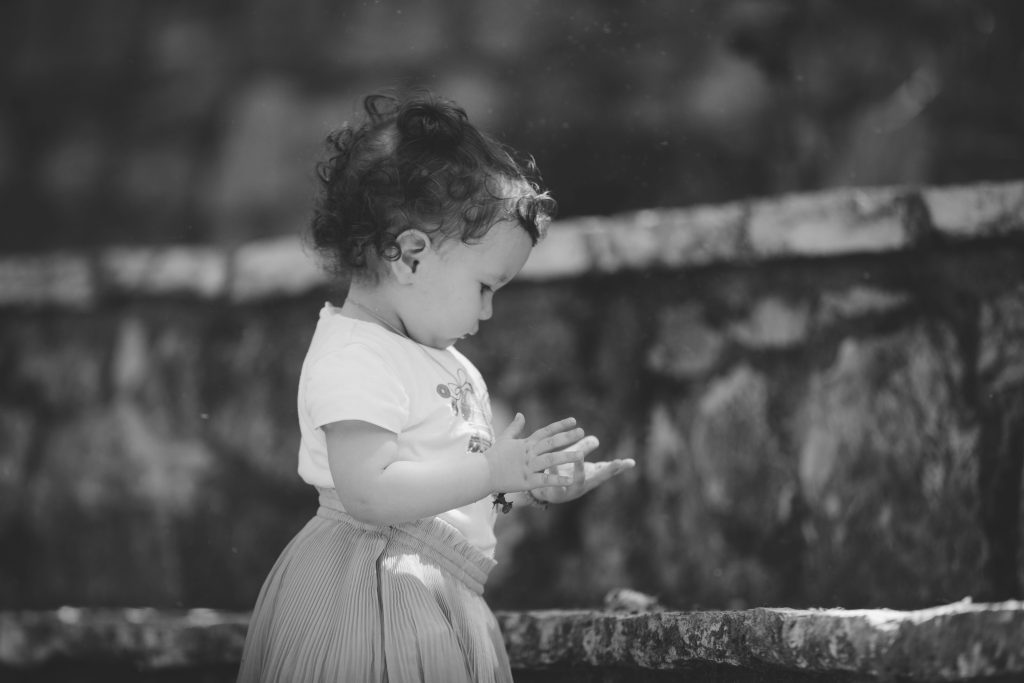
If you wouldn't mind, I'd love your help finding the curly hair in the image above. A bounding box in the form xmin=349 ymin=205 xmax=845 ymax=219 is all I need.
xmin=310 ymin=89 xmax=557 ymax=280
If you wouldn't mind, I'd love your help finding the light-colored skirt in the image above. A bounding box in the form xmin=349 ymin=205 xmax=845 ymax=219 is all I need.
xmin=237 ymin=489 xmax=512 ymax=683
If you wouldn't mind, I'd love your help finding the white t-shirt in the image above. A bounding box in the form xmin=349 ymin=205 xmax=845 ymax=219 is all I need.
xmin=297 ymin=302 xmax=499 ymax=556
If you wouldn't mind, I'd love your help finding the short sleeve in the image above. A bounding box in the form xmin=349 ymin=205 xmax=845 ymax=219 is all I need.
xmin=304 ymin=343 xmax=409 ymax=433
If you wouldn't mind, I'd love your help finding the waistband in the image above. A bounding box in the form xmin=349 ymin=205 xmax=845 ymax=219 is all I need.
xmin=315 ymin=487 xmax=497 ymax=595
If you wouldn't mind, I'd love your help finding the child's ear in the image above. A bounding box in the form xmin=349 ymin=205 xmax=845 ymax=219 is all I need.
xmin=392 ymin=229 xmax=431 ymax=283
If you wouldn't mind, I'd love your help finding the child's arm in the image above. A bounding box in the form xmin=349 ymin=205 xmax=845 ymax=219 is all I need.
xmin=325 ymin=413 xmax=584 ymax=525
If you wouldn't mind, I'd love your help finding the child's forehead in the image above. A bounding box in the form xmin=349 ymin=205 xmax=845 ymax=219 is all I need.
xmin=449 ymin=220 xmax=531 ymax=272
xmin=445 ymin=217 xmax=523 ymax=248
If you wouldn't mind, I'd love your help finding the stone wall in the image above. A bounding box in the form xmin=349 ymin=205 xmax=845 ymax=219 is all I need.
xmin=2 ymin=601 xmax=1023 ymax=681
xmin=2 ymin=180 xmax=1022 ymax=615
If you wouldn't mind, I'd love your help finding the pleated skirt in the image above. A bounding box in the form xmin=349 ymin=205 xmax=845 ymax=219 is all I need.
xmin=237 ymin=489 xmax=512 ymax=683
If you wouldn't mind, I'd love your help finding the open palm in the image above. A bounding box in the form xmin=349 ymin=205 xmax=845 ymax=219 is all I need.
xmin=530 ymin=436 xmax=635 ymax=505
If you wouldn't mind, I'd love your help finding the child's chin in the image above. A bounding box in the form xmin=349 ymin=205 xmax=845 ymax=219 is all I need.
xmin=423 ymin=336 xmax=454 ymax=349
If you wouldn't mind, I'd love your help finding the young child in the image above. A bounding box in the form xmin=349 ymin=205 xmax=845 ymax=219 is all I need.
xmin=237 ymin=90 xmax=635 ymax=683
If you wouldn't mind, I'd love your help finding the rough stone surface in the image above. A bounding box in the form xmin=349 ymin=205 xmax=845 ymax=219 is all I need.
xmin=924 ymin=182 xmax=1024 ymax=238
xmin=745 ymin=187 xmax=910 ymax=256
xmin=99 ymin=246 xmax=227 ymax=299
xmin=2 ymin=603 xmax=1022 ymax=681
xmin=816 ymin=286 xmax=912 ymax=327
xmin=797 ymin=324 xmax=985 ymax=607
xmin=729 ymin=296 xmax=811 ymax=349
xmin=229 ymin=237 xmax=326 ymax=301
xmin=497 ymin=601 xmax=1024 ymax=680
xmin=0 ymin=253 xmax=94 ymax=308
xmin=1 ymin=181 xmax=1024 ymax=617
xmin=0 ymin=181 xmax=1021 ymax=306
xmin=646 ymin=303 xmax=725 ymax=378
xmin=0 ymin=608 xmax=249 ymax=669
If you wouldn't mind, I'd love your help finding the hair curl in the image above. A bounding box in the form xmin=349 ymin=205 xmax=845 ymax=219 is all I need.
xmin=310 ymin=89 xmax=556 ymax=279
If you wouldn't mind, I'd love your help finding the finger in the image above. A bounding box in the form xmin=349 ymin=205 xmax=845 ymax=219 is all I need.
xmin=530 ymin=470 xmax=575 ymax=488
xmin=529 ymin=486 xmax=551 ymax=505
xmin=551 ymin=461 xmax=584 ymax=486
xmin=568 ymin=435 xmax=600 ymax=457
xmin=533 ymin=428 xmax=585 ymax=455
xmin=568 ymin=459 xmax=586 ymax=494
xmin=609 ymin=458 xmax=637 ymax=474
xmin=499 ymin=412 xmax=526 ymax=440
xmin=583 ymin=459 xmax=636 ymax=489
xmin=532 ymin=448 xmax=584 ymax=471
xmin=528 ymin=417 xmax=577 ymax=442
xmin=548 ymin=462 xmax=572 ymax=476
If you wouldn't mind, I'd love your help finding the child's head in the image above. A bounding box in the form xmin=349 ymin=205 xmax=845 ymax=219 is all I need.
xmin=310 ymin=89 xmax=557 ymax=284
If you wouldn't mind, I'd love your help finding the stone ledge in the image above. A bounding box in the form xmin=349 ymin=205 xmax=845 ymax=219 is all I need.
xmin=498 ymin=601 xmax=1024 ymax=681
xmin=1 ymin=601 xmax=1022 ymax=680
xmin=0 ymin=180 xmax=1021 ymax=308
xmin=0 ymin=608 xmax=249 ymax=670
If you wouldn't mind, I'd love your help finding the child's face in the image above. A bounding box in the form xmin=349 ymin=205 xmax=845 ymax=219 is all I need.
xmin=401 ymin=219 xmax=533 ymax=349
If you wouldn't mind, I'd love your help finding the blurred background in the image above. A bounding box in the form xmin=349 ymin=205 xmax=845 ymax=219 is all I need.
xmin=2 ymin=0 xmax=1024 ymax=615
xmin=2 ymin=0 xmax=1023 ymax=252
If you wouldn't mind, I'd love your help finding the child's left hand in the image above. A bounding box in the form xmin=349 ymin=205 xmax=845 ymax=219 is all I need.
xmin=530 ymin=435 xmax=636 ymax=505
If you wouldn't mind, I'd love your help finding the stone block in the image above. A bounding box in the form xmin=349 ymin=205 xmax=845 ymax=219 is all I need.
xmin=646 ymin=303 xmax=724 ymax=379
xmin=729 ymin=296 xmax=811 ymax=349
xmin=747 ymin=187 xmax=908 ymax=257
xmin=4 ymin=602 xmax=1022 ymax=680
xmin=797 ymin=326 xmax=985 ymax=607
xmin=99 ymin=246 xmax=227 ymax=298
xmin=522 ymin=204 xmax=746 ymax=280
xmin=816 ymin=286 xmax=911 ymax=327
xmin=691 ymin=366 xmax=787 ymax=521
xmin=5 ymin=323 xmax=107 ymax=412
xmin=229 ymin=237 xmax=326 ymax=301
xmin=20 ymin=403 xmax=213 ymax=605
xmin=0 ymin=253 xmax=94 ymax=308
xmin=923 ymin=181 xmax=1024 ymax=239
xmin=978 ymin=285 xmax=1024 ymax=395
xmin=519 ymin=225 xmax=594 ymax=280
xmin=497 ymin=602 xmax=1024 ymax=680
xmin=0 ymin=608 xmax=249 ymax=669
xmin=587 ymin=205 xmax=748 ymax=273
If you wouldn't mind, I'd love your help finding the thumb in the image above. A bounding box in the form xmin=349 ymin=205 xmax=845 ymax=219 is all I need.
xmin=500 ymin=412 xmax=526 ymax=439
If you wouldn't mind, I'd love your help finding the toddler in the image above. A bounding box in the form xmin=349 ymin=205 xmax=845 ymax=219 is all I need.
xmin=237 ymin=90 xmax=635 ymax=683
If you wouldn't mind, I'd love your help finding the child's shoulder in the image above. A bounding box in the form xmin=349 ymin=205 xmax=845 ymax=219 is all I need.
xmin=307 ymin=303 xmax=393 ymax=358
xmin=304 ymin=302 xmax=415 ymax=372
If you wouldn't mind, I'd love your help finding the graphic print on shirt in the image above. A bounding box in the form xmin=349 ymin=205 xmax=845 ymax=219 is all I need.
xmin=435 ymin=367 xmax=493 ymax=454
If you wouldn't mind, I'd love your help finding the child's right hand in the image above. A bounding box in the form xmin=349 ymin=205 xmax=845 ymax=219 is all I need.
xmin=484 ymin=413 xmax=586 ymax=494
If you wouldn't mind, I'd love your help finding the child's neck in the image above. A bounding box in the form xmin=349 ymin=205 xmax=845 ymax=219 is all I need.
xmin=341 ymin=285 xmax=409 ymax=338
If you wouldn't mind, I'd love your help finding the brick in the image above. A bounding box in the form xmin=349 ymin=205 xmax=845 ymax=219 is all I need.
xmin=747 ymin=187 xmax=908 ymax=256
